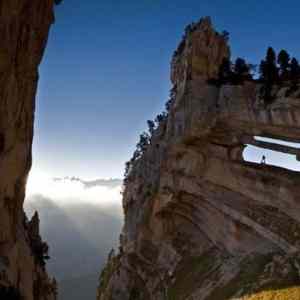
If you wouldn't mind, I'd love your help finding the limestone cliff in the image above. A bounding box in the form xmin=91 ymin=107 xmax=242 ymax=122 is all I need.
xmin=0 ymin=1 xmax=57 ymax=299
xmin=97 ymin=17 xmax=300 ymax=300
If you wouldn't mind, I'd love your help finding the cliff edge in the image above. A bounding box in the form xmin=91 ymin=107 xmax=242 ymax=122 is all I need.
xmin=97 ymin=17 xmax=300 ymax=300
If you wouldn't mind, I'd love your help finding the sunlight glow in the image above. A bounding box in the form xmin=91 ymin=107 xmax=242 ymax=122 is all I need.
xmin=243 ymin=136 xmax=300 ymax=171
xmin=243 ymin=145 xmax=300 ymax=172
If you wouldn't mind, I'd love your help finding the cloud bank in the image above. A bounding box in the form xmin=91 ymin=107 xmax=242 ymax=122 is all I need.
xmin=24 ymin=173 xmax=124 ymax=282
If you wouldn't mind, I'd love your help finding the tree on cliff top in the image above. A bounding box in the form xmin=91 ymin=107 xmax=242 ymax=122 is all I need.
xmin=221 ymin=30 xmax=230 ymax=42
xmin=234 ymin=58 xmax=250 ymax=77
xmin=259 ymin=47 xmax=278 ymax=83
xmin=216 ymin=57 xmax=253 ymax=85
xmin=259 ymin=47 xmax=279 ymax=103
xmin=124 ymin=132 xmax=150 ymax=182
xmin=137 ymin=132 xmax=150 ymax=153
xmin=147 ymin=120 xmax=155 ymax=136
xmin=278 ymin=49 xmax=290 ymax=80
xmin=232 ymin=58 xmax=252 ymax=83
xmin=218 ymin=58 xmax=232 ymax=83
xmin=124 ymin=84 xmax=178 ymax=184
xmin=285 ymin=57 xmax=300 ymax=96
xmin=290 ymin=57 xmax=300 ymax=81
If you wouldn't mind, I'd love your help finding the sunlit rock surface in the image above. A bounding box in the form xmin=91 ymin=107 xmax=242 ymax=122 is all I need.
xmin=97 ymin=17 xmax=300 ymax=300
xmin=0 ymin=1 xmax=57 ymax=299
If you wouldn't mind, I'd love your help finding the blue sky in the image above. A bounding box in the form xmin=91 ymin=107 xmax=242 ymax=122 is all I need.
xmin=33 ymin=0 xmax=300 ymax=179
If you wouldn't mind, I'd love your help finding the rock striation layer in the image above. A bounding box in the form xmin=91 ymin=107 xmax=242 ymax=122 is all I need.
xmin=0 ymin=1 xmax=57 ymax=299
xmin=97 ymin=17 xmax=300 ymax=300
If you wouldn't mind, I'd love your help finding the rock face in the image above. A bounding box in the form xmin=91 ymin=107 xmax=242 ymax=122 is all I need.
xmin=0 ymin=1 xmax=57 ymax=299
xmin=97 ymin=17 xmax=300 ymax=300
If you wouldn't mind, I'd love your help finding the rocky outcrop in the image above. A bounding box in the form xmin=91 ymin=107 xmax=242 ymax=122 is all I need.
xmin=0 ymin=1 xmax=57 ymax=299
xmin=97 ymin=17 xmax=300 ymax=299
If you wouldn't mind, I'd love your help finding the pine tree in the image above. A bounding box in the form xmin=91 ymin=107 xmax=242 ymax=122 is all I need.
xmin=234 ymin=58 xmax=251 ymax=82
xmin=260 ymin=47 xmax=278 ymax=82
xmin=265 ymin=47 xmax=278 ymax=82
xmin=234 ymin=58 xmax=249 ymax=75
xmin=165 ymin=86 xmax=176 ymax=112
xmin=136 ymin=132 xmax=150 ymax=154
xmin=155 ymin=113 xmax=167 ymax=125
xmin=218 ymin=58 xmax=232 ymax=83
xmin=290 ymin=57 xmax=300 ymax=81
xmin=259 ymin=47 xmax=279 ymax=103
xmin=259 ymin=60 xmax=267 ymax=80
xmin=124 ymin=161 xmax=131 ymax=181
xmin=221 ymin=30 xmax=230 ymax=42
xmin=147 ymin=120 xmax=155 ymax=136
xmin=278 ymin=49 xmax=290 ymax=79
xmin=286 ymin=57 xmax=300 ymax=96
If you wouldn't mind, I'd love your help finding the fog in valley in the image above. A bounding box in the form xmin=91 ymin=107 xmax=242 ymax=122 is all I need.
xmin=24 ymin=173 xmax=123 ymax=300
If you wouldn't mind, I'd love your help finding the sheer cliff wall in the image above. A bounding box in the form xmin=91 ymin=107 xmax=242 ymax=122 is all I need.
xmin=0 ymin=1 xmax=57 ymax=299
xmin=98 ymin=17 xmax=300 ymax=300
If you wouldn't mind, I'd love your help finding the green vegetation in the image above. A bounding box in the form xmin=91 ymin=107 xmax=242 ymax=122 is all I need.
xmin=167 ymin=252 xmax=300 ymax=300
xmin=35 ymin=241 xmax=50 ymax=267
xmin=207 ymin=45 xmax=300 ymax=105
xmin=259 ymin=47 xmax=278 ymax=103
xmin=29 ymin=237 xmax=50 ymax=269
xmin=173 ymin=22 xmax=229 ymax=58
xmin=221 ymin=30 xmax=230 ymax=42
xmin=123 ymin=131 xmax=150 ymax=183
xmin=209 ymin=45 xmax=300 ymax=104
xmin=98 ymin=250 xmax=119 ymax=294
xmin=124 ymin=86 xmax=176 ymax=184
xmin=234 ymin=58 xmax=251 ymax=80
xmin=173 ymin=23 xmax=197 ymax=57
xmin=173 ymin=20 xmax=300 ymax=105
xmin=218 ymin=58 xmax=233 ymax=83
xmin=259 ymin=47 xmax=300 ymax=102
xmin=147 ymin=120 xmax=155 ymax=136
xmin=278 ymin=49 xmax=290 ymax=79
xmin=288 ymin=57 xmax=300 ymax=96
xmin=124 ymin=27 xmax=300 ymax=183
xmin=209 ymin=56 xmax=253 ymax=86
xmin=207 ymin=254 xmax=300 ymax=300
xmin=291 ymin=57 xmax=300 ymax=81
xmin=259 ymin=47 xmax=278 ymax=82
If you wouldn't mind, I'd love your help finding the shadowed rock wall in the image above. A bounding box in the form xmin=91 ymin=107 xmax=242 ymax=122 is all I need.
xmin=0 ymin=1 xmax=57 ymax=299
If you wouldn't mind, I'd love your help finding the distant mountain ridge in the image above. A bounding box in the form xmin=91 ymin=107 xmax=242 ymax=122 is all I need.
xmin=52 ymin=177 xmax=122 ymax=189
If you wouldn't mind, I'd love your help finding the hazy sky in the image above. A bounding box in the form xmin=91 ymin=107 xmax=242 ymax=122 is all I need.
xmin=33 ymin=0 xmax=300 ymax=179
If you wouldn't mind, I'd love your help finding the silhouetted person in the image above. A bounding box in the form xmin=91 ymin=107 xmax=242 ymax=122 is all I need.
xmin=261 ymin=155 xmax=266 ymax=165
